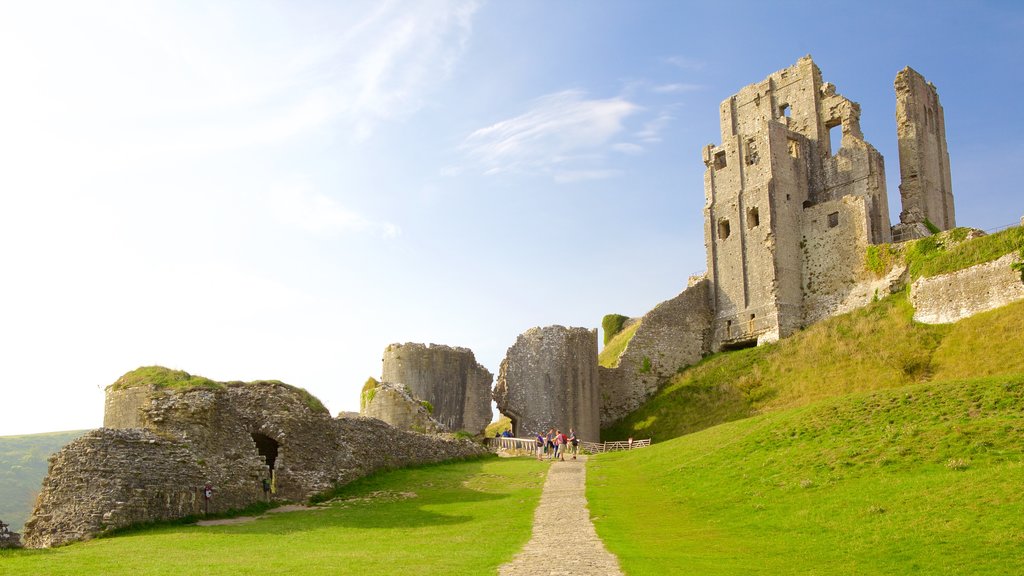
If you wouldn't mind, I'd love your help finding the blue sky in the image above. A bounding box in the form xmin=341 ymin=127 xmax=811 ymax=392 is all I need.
xmin=1 ymin=0 xmax=1022 ymax=435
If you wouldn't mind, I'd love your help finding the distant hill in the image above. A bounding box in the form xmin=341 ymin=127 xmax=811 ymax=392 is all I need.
xmin=0 ymin=430 xmax=86 ymax=532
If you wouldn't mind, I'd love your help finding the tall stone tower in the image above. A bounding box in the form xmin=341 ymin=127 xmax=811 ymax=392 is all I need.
xmin=895 ymin=66 xmax=955 ymax=235
xmin=702 ymin=56 xmax=891 ymax=351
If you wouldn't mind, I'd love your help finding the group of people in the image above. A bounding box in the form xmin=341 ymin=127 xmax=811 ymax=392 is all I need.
xmin=534 ymin=428 xmax=578 ymax=461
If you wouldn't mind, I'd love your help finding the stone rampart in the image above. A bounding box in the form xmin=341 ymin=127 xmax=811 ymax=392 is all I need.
xmin=493 ymin=326 xmax=600 ymax=441
xmin=598 ymin=281 xmax=713 ymax=426
xmin=380 ymin=343 xmax=493 ymax=434
xmin=23 ymin=370 xmax=486 ymax=548
xmin=910 ymin=252 xmax=1024 ymax=324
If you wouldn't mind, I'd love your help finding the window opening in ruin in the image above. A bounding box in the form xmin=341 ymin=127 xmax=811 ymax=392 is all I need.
xmin=802 ymin=200 xmax=813 ymax=209
xmin=828 ymin=211 xmax=839 ymax=228
xmin=748 ymin=314 xmax=756 ymax=333
xmin=745 ymin=139 xmax=759 ymax=165
xmin=726 ymin=320 xmax=732 ymax=338
xmin=827 ymin=121 xmax=842 ymax=155
xmin=713 ymin=150 xmax=727 ymax=170
xmin=787 ymin=138 xmax=800 ymax=158
xmin=747 ymin=207 xmax=760 ymax=229
xmin=718 ymin=218 xmax=731 ymax=240
xmin=786 ymin=194 xmax=791 ymax=201
xmin=779 ymin=103 xmax=791 ymax=119
xmin=251 ymin=433 xmax=280 ymax=471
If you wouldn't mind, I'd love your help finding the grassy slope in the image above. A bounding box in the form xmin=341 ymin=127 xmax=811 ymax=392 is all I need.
xmin=604 ymin=295 xmax=1024 ymax=442
xmin=0 ymin=430 xmax=86 ymax=532
xmin=589 ymin=375 xmax=1024 ymax=575
xmin=598 ymin=320 xmax=642 ymax=368
xmin=0 ymin=456 xmax=547 ymax=576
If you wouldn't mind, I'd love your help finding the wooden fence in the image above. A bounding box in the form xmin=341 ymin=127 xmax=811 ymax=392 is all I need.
xmin=485 ymin=437 xmax=651 ymax=454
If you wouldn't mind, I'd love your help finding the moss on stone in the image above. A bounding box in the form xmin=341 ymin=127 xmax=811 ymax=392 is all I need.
xmin=108 ymin=366 xmax=223 ymax=392
xmin=361 ymin=377 xmax=380 ymax=412
xmin=601 ymin=314 xmax=630 ymax=345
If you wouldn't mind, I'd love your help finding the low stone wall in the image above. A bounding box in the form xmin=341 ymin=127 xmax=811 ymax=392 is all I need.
xmin=599 ymin=281 xmax=713 ymax=426
xmin=910 ymin=252 xmax=1024 ymax=324
xmin=23 ymin=377 xmax=487 ymax=548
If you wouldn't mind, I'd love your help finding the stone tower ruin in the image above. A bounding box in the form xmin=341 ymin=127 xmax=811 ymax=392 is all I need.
xmin=702 ymin=56 xmax=953 ymax=352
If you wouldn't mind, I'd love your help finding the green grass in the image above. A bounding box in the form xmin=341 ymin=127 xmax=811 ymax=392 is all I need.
xmin=598 ymin=319 xmax=642 ymax=368
xmin=869 ymin=226 xmax=1024 ymax=280
xmin=0 ymin=430 xmax=86 ymax=533
xmin=0 ymin=456 xmax=548 ymax=575
xmin=484 ymin=415 xmax=512 ymax=437
xmin=588 ymin=374 xmax=1024 ymax=575
xmin=604 ymin=295 xmax=1024 ymax=443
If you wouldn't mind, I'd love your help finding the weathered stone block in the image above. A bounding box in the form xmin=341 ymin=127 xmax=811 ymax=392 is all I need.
xmin=494 ymin=326 xmax=600 ymax=441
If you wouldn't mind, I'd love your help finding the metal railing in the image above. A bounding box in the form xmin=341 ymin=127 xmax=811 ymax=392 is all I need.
xmin=485 ymin=437 xmax=652 ymax=454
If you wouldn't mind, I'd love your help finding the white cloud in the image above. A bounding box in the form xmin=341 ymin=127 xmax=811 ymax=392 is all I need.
xmin=665 ymin=55 xmax=707 ymax=71
xmin=653 ymin=83 xmax=704 ymax=94
xmin=612 ymin=142 xmax=645 ymax=155
xmin=635 ymin=111 xmax=677 ymax=144
xmin=461 ymin=90 xmax=640 ymax=178
xmin=267 ymin=184 xmax=399 ymax=239
xmin=553 ymin=169 xmax=624 ymax=183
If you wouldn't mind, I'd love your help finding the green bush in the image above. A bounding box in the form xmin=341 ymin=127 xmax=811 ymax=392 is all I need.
xmin=601 ymin=314 xmax=631 ymax=345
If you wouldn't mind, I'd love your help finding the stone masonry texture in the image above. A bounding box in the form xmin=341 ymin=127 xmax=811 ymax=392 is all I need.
xmin=380 ymin=343 xmax=493 ymax=435
xmin=360 ymin=380 xmax=446 ymax=434
xmin=910 ymin=253 xmax=1024 ymax=324
xmin=494 ymin=326 xmax=600 ymax=442
xmin=598 ymin=280 xmax=713 ymax=426
xmin=24 ymin=374 xmax=486 ymax=548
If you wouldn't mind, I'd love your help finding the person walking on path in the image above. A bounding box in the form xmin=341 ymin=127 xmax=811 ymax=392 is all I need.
xmin=569 ymin=428 xmax=579 ymax=460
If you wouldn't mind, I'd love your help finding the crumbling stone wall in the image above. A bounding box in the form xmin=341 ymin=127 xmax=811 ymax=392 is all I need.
xmin=910 ymin=252 xmax=1024 ymax=324
xmin=493 ymin=326 xmax=600 ymax=441
xmin=896 ymin=66 xmax=955 ymax=234
xmin=598 ymin=280 xmax=713 ymax=426
xmin=23 ymin=372 xmax=486 ymax=548
xmin=361 ymin=381 xmax=445 ymax=434
xmin=380 ymin=343 xmax=492 ymax=434
xmin=0 ymin=519 xmax=21 ymax=549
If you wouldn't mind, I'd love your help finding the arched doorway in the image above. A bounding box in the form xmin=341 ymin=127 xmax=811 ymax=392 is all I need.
xmin=251 ymin=433 xmax=279 ymax=471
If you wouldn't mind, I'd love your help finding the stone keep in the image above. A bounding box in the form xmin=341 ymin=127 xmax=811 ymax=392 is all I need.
xmin=493 ymin=326 xmax=600 ymax=441
xmin=701 ymin=56 xmax=954 ymax=352
xmin=380 ymin=343 xmax=493 ymax=435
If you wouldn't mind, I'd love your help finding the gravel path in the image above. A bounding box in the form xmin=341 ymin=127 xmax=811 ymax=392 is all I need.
xmin=499 ymin=456 xmax=624 ymax=576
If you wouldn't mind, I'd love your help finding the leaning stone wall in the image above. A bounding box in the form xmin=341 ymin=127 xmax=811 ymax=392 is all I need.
xmin=380 ymin=343 xmax=493 ymax=434
xmin=910 ymin=252 xmax=1024 ymax=324
xmin=598 ymin=281 xmax=713 ymax=426
xmin=493 ymin=326 xmax=600 ymax=441
xmin=361 ymin=381 xmax=445 ymax=434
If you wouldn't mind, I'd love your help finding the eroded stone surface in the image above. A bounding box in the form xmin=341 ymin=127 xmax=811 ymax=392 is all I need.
xmin=361 ymin=380 xmax=445 ymax=434
xmin=24 ymin=376 xmax=486 ymax=548
xmin=598 ymin=281 xmax=713 ymax=426
xmin=380 ymin=343 xmax=492 ymax=434
xmin=911 ymin=252 xmax=1024 ymax=324
xmin=494 ymin=326 xmax=600 ymax=441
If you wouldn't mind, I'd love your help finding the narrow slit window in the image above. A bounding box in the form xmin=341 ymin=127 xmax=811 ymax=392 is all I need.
xmin=747 ymin=207 xmax=760 ymax=229
xmin=718 ymin=218 xmax=731 ymax=240
xmin=828 ymin=211 xmax=840 ymax=228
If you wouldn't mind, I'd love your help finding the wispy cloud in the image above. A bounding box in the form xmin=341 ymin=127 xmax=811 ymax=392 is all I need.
xmin=553 ymin=169 xmax=624 ymax=183
xmin=612 ymin=142 xmax=645 ymax=155
xmin=267 ymin=184 xmax=399 ymax=239
xmin=665 ymin=55 xmax=707 ymax=71
xmin=460 ymin=90 xmax=640 ymax=180
xmin=635 ymin=111 xmax=677 ymax=144
xmin=653 ymin=82 xmax=704 ymax=94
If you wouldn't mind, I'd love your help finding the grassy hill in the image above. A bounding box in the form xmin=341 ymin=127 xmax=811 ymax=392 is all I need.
xmin=588 ymin=374 xmax=1024 ymax=574
xmin=0 ymin=456 xmax=547 ymax=575
xmin=0 ymin=430 xmax=86 ymax=533
xmin=603 ymin=294 xmax=1024 ymax=442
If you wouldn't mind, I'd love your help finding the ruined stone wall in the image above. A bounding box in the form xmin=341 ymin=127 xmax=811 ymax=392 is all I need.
xmin=910 ymin=253 xmax=1024 ymax=324
xmin=897 ymin=66 xmax=955 ymax=231
xmin=25 ymin=376 xmax=486 ymax=548
xmin=0 ymin=519 xmax=21 ymax=549
xmin=361 ymin=381 xmax=445 ymax=434
xmin=493 ymin=326 xmax=600 ymax=441
xmin=102 ymin=386 xmax=152 ymax=428
xmin=380 ymin=343 xmax=492 ymax=434
xmin=598 ymin=281 xmax=713 ymax=426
